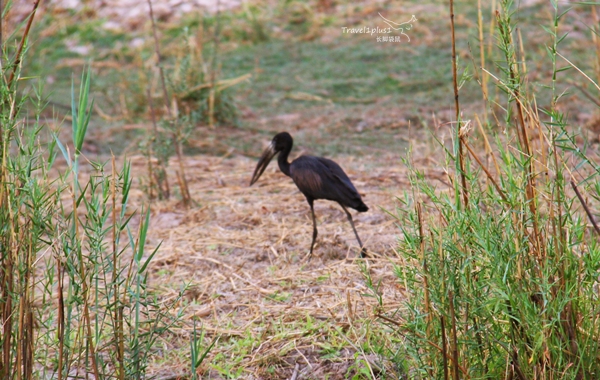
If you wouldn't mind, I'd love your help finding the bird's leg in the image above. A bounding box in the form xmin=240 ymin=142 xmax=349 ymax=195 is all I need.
xmin=340 ymin=204 xmax=367 ymax=258
xmin=308 ymin=200 xmax=318 ymax=260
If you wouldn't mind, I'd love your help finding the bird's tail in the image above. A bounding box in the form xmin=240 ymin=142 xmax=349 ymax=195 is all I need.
xmin=355 ymin=202 xmax=368 ymax=212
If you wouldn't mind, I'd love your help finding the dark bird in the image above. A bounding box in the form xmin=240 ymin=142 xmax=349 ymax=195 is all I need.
xmin=250 ymin=132 xmax=368 ymax=258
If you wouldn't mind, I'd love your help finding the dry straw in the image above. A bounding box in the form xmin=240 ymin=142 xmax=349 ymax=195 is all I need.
xmin=124 ymin=142 xmax=440 ymax=376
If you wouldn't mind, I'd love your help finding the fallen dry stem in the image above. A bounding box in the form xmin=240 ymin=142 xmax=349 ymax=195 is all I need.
xmin=463 ymin=139 xmax=508 ymax=202
xmin=571 ymin=180 xmax=600 ymax=236
xmin=557 ymin=52 xmax=600 ymax=93
xmin=6 ymin=0 xmax=41 ymax=90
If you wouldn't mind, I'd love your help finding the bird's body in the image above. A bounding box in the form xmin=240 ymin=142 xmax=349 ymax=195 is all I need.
xmin=288 ymin=156 xmax=368 ymax=212
xmin=250 ymin=132 xmax=368 ymax=258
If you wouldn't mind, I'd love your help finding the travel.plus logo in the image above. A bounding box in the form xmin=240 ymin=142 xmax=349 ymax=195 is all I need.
xmin=341 ymin=13 xmax=417 ymax=43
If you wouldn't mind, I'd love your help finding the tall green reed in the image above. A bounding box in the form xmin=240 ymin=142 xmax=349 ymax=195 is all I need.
xmin=1 ymin=6 xmax=186 ymax=378
xmin=373 ymin=1 xmax=600 ymax=378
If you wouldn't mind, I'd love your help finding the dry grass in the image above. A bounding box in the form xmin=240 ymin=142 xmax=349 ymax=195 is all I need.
xmin=107 ymin=127 xmax=444 ymax=378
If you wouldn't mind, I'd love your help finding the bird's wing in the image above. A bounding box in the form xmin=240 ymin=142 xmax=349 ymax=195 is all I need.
xmin=316 ymin=157 xmax=360 ymax=195
xmin=289 ymin=157 xmax=326 ymax=197
xmin=290 ymin=156 xmax=361 ymax=203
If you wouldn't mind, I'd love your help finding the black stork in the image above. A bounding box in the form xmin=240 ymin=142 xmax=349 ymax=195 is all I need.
xmin=250 ymin=132 xmax=368 ymax=258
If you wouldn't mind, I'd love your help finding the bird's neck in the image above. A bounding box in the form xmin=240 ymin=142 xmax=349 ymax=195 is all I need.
xmin=277 ymin=145 xmax=292 ymax=177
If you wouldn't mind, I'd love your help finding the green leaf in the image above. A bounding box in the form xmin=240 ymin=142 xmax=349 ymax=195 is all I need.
xmin=558 ymin=7 xmax=572 ymax=20
xmin=556 ymin=31 xmax=570 ymax=45
xmin=71 ymin=76 xmax=78 ymax=145
xmin=135 ymin=207 xmax=151 ymax=263
xmin=195 ymin=336 xmax=219 ymax=367
xmin=139 ymin=242 xmax=161 ymax=274
xmin=52 ymin=133 xmax=71 ymax=167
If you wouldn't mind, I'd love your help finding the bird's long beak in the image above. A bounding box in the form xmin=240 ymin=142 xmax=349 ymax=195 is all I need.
xmin=250 ymin=141 xmax=277 ymax=186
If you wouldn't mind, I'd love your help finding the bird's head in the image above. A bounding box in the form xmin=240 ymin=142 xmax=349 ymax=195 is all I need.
xmin=250 ymin=132 xmax=293 ymax=186
xmin=271 ymin=132 xmax=293 ymax=151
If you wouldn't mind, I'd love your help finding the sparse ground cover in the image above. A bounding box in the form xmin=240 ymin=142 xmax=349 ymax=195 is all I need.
xmin=3 ymin=0 xmax=600 ymax=378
